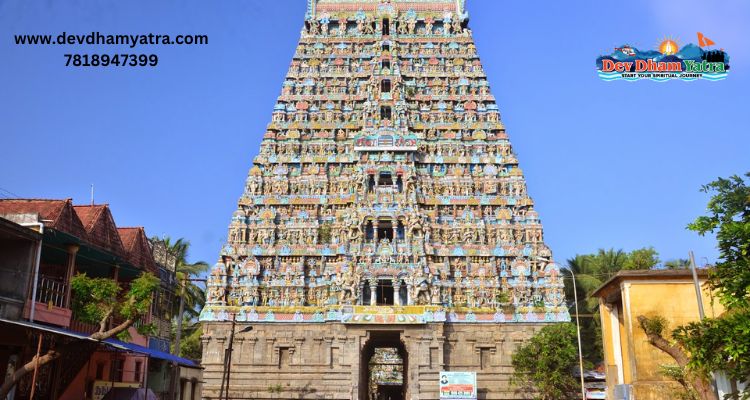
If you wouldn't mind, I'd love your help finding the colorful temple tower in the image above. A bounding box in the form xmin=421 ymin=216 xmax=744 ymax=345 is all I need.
xmin=200 ymin=1 xmax=568 ymax=399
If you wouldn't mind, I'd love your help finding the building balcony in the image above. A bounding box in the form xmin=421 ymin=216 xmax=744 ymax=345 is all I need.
xmin=22 ymin=275 xmax=72 ymax=327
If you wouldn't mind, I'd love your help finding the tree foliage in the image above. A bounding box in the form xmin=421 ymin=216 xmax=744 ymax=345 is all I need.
xmin=639 ymin=172 xmax=750 ymax=400
xmin=637 ymin=315 xmax=718 ymax=400
xmin=687 ymin=172 xmax=750 ymax=310
xmin=673 ymin=309 xmax=750 ymax=387
xmin=159 ymin=236 xmax=208 ymax=361
xmin=0 ymin=271 xmax=158 ymax=398
xmin=71 ymin=272 xmax=159 ymax=339
xmin=179 ymin=322 xmax=203 ymax=361
xmin=683 ymin=172 xmax=750 ymax=395
xmin=664 ymin=258 xmax=691 ymax=269
xmin=623 ymin=247 xmax=660 ymax=270
xmin=511 ymin=323 xmax=579 ymax=400
xmin=565 ymin=247 xmax=660 ymax=365
xmin=158 ymin=237 xmax=209 ymax=318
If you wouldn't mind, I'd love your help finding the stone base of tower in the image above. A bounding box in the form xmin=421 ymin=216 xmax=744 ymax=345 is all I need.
xmin=201 ymin=322 xmax=548 ymax=400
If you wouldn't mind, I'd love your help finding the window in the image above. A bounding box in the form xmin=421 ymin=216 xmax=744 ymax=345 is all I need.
xmin=110 ymin=359 xmax=124 ymax=382
xmin=279 ymin=347 xmax=290 ymax=368
xmin=379 ymin=172 xmax=393 ymax=186
xmin=365 ymin=221 xmax=374 ymax=241
xmin=377 ymin=280 xmax=394 ymax=305
xmin=377 ymin=220 xmax=393 ymax=241
xmin=382 ymin=19 xmax=390 ymax=35
xmin=480 ymin=348 xmax=490 ymax=369
xmin=95 ymin=362 xmax=105 ymax=380
xmin=380 ymin=106 xmax=392 ymax=120
xmin=382 ymin=43 xmax=390 ymax=52
xmin=381 ymin=60 xmax=391 ymax=70
xmin=134 ymin=361 xmax=142 ymax=382
xmin=381 ymin=79 xmax=391 ymax=93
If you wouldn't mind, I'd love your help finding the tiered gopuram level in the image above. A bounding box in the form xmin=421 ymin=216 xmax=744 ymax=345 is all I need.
xmin=200 ymin=1 xmax=568 ymax=399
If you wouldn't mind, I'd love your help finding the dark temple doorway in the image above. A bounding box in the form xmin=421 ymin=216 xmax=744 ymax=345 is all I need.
xmin=359 ymin=331 xmax=407 ymax=400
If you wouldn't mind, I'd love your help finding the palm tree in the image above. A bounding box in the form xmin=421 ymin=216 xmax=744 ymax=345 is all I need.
xmin=160 ymin=237 xmax=209 ymax=319
xmin=564 ymin=249 xmax=628 ymax=366
xmin=593 ymin=248 xmax=628 ymax=279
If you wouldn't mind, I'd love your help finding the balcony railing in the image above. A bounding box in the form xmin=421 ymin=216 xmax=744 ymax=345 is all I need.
xmin=70 ymin=319 xmax=98 ymax=335
xmin=35 ymin=276 xmax=68 ymax=308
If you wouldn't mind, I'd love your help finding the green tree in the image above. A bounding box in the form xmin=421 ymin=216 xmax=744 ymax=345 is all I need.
xmin=664 ymin=259 xmax=691 ymax=269
xmin=592 ymin=248 xmax=629 ymax=275
xmin=565 ymin=254 xmax=605 ymax=365
xmin=160 ymin=236 xmax=208 ymax=360
xmin=564 ymin=247 xmax=660 ymax=365
xmin=179 ymin=322 xmax=203 ymax=361
xmin=160 ymin=237 xmax=209 ymax=318
xmin=637 ymin=315 xmax=718 ymax=400
xmin=623 ymin=246 xmax=660 ymax=270
xmin=0 ymin=272 xmax=159 ymax=398
xmin=511 ymin=323 xmax=579 ymax=400
xmin=687 ymin=173 xmax=750 ymax=310
xmin=638 ymin=172 xmax=750 ymax=400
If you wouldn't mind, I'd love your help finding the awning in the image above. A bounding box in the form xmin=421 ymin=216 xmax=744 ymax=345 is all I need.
xmin=2 ymin=318 xmax=98 ymax=341
xmin=103 ymin=338 xmax=198 ymax=368
xmin=0 ymin=319 xmax=198 ymax=367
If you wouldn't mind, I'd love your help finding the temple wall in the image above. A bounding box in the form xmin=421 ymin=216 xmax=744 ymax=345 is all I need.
xmin=201 ymin=322 xmax=545 ymax=400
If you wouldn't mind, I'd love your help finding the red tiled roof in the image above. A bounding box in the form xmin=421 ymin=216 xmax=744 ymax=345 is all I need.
xmin=73 ymin=204 xmax=105 ymax=231
xmin=0 ymin=199 xmax=87 ymax=239
xmin=118 ymin=227 xmax=139 ymax=249
xmin=73 ymin=205 xmax=126 ymax=258
xmin=118 ymin=227 xmax=157 ymax=273
xmin=1 ymin=199 xmax=157 ymax=273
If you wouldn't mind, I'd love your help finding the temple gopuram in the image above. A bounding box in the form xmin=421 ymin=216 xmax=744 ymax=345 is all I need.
xmin=200 ymin=1 xmax=569 ymax=399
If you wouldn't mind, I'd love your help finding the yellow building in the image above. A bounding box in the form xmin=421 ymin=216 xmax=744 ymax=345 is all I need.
xmin=591 ymin=269 xmax=722 ymax=400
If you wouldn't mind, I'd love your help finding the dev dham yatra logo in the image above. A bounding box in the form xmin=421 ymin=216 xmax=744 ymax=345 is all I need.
xmin=597 ymin=33 xmax=729 ymax=82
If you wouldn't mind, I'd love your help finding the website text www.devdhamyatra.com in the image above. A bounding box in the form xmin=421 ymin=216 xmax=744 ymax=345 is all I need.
xmin=14 ymin=31 xmax=208 ymax=67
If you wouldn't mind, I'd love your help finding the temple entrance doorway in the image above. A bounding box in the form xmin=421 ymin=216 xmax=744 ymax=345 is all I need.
xmin=360 ymin=331 xmax=407 ymax=400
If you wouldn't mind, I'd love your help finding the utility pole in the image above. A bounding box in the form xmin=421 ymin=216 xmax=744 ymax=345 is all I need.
xmin=688 ymin=251 xmax=706 ymax=319
xmin=566 ymin=267 xmax=587 ymax=400
xmin=689 ymin=251 xmax=721 ymax=399
xmin=169 ymin=277 xmax=206 ymax=400
xmin=168 ymin=278 xmax=186 ymax=400
xmin=219 ymin=315 xmax=253 ymax=400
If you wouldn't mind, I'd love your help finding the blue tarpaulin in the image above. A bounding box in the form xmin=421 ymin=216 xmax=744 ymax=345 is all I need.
xmin=0 ymin=318 xmax=198 ymax=368
xmin=103 ymin=338 xmax=198 ymax=367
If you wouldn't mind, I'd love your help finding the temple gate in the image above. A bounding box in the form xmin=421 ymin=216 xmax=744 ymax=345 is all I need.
xmin=200 ymin=1 xmax=569 ymax=398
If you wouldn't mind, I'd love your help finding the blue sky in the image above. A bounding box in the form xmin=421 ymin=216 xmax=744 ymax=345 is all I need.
xmin=1 ymin=0 xmax=748 ymax=267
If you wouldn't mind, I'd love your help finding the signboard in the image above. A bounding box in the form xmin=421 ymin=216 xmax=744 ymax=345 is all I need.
xmin=92 ymin=380 xmax=140 ymax=400
xmin=439 ymin=371 xmax=477 ymax=400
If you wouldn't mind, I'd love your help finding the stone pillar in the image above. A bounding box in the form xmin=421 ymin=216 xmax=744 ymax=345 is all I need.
xmin=180 ymin=379 xmax=187 ymax=400
xmin=393 ymin=280 xmax=401 ymax=306
xmin=63 ymin=244 xmax=79 ymax=308
xmin=369 ymin=279 xmax=377 ymax=305
xmin=374 ymin=220 xmax=379 ymax=242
